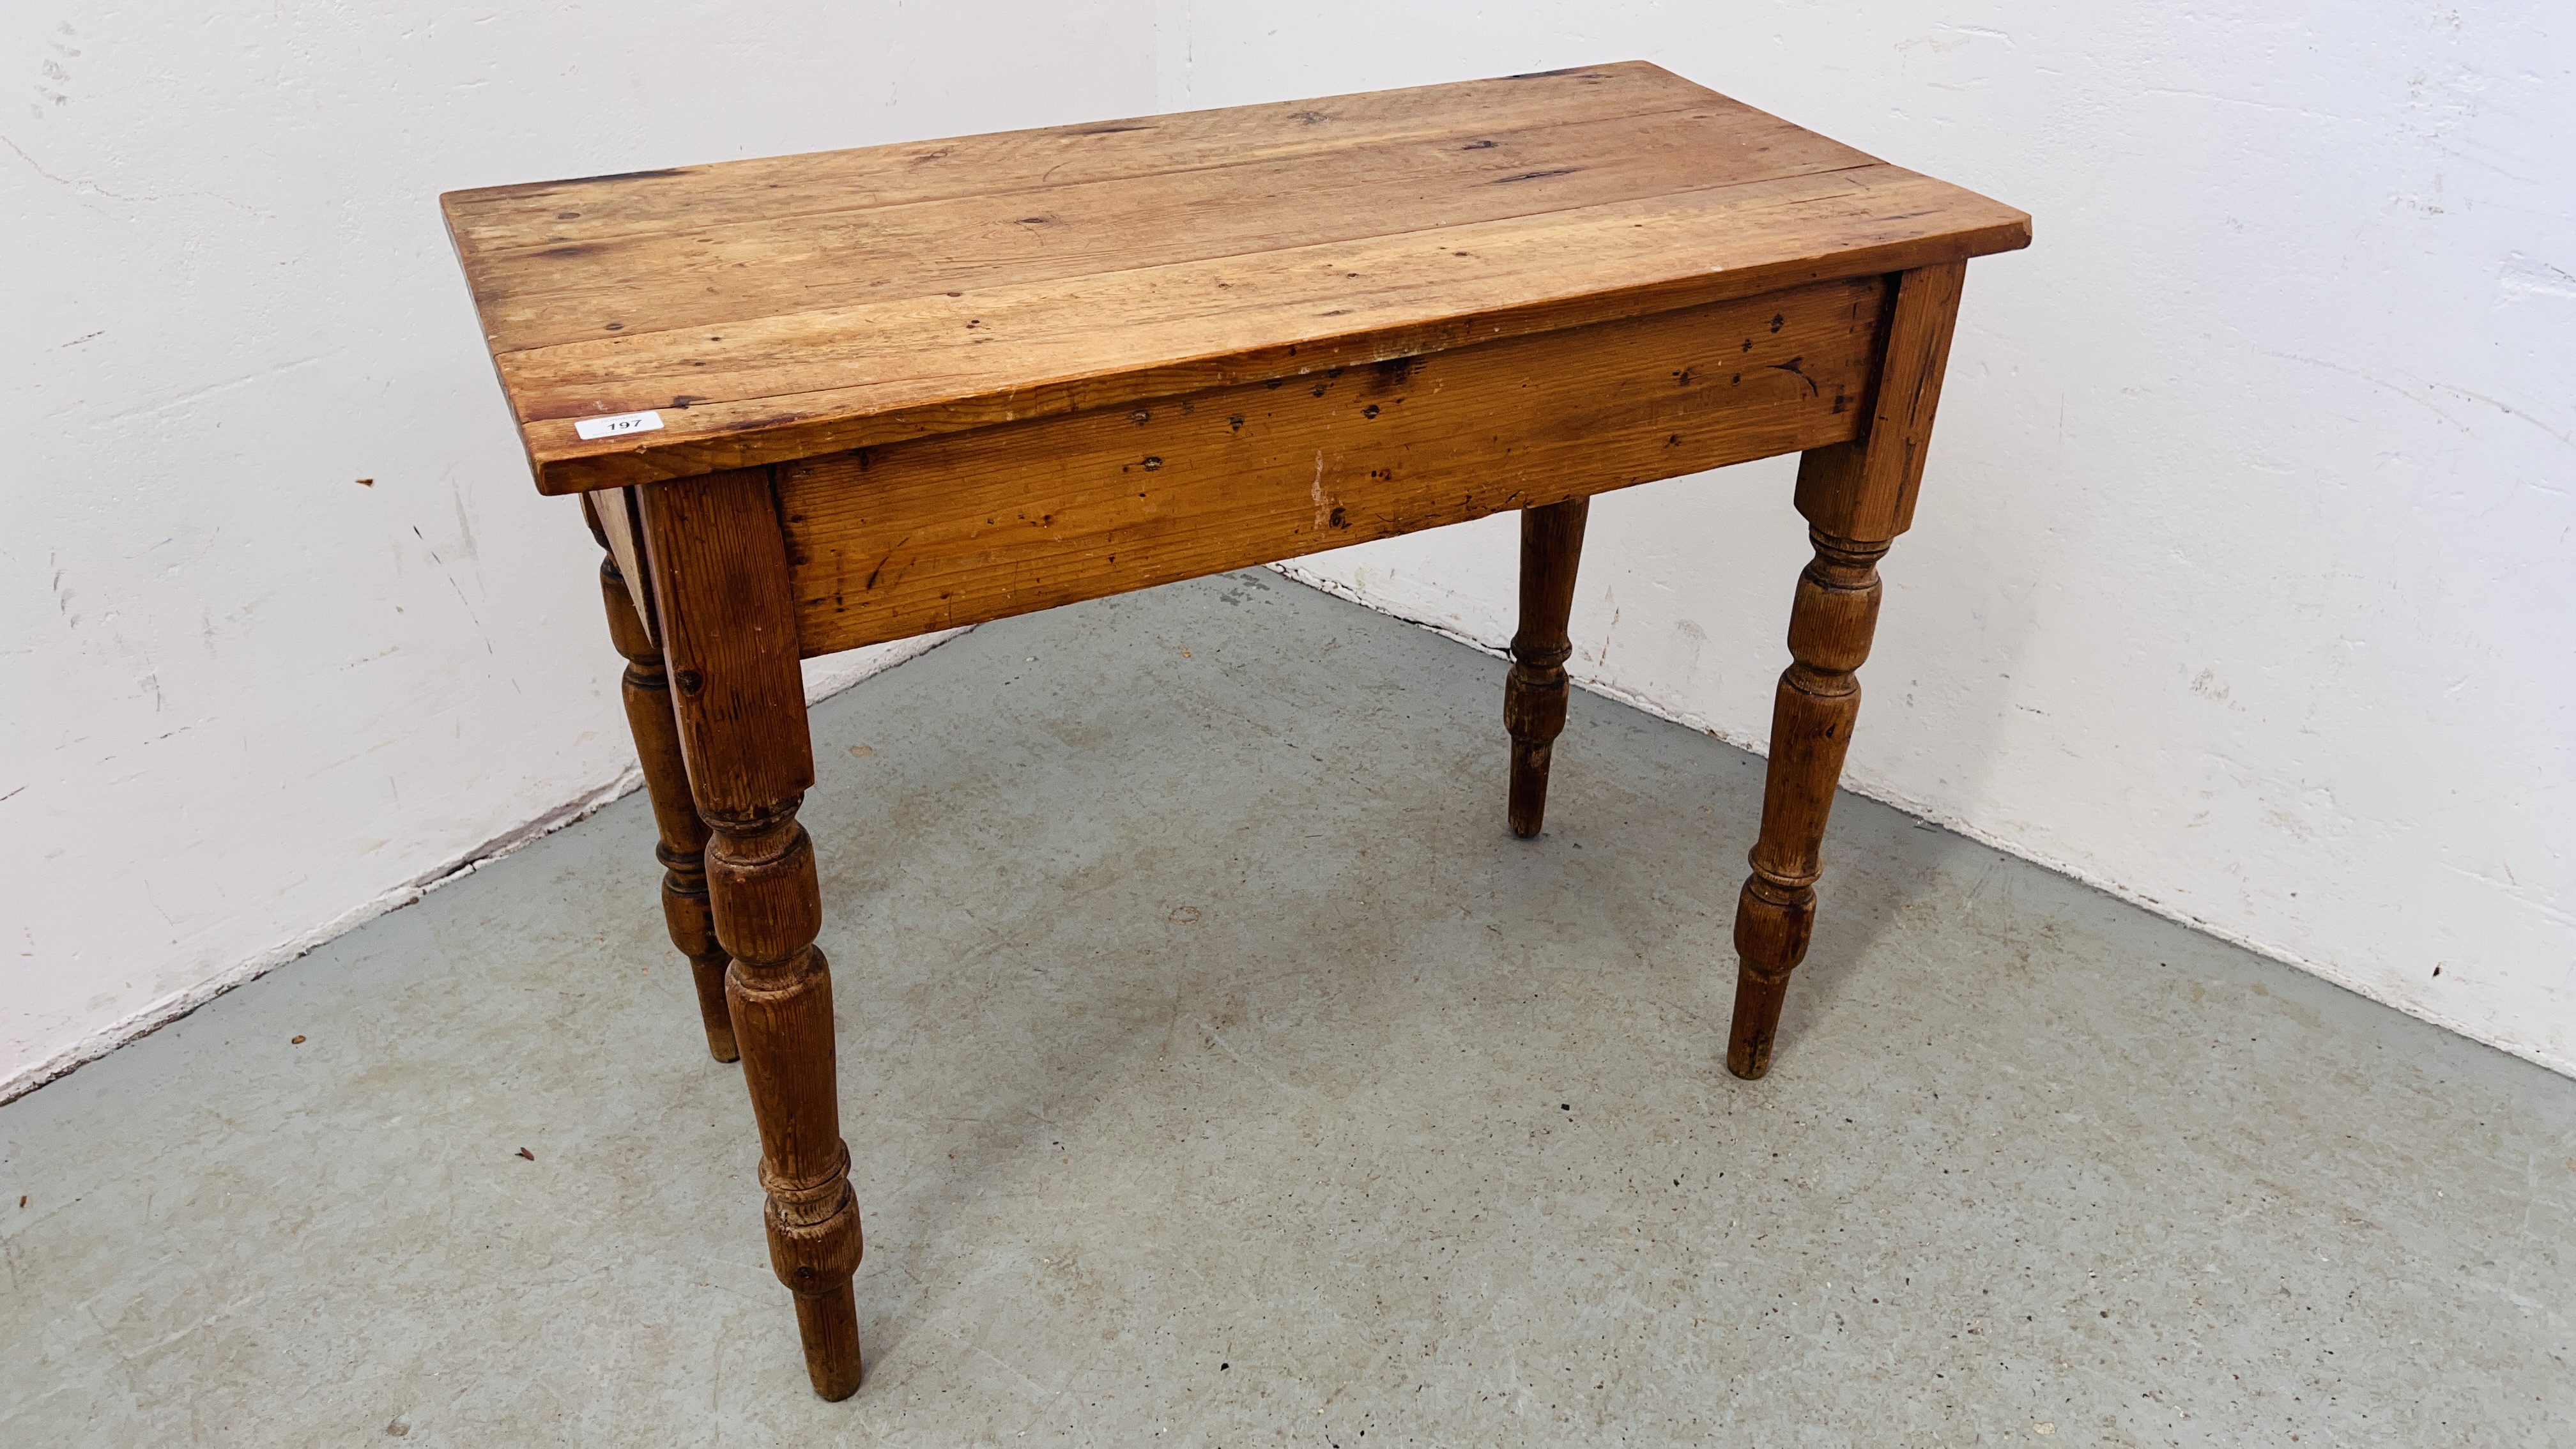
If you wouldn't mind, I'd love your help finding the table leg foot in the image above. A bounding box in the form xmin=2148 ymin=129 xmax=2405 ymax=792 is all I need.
xmin=1505 ymin=496 xmax=1590 ymax=838
xmin=765 ymin=1142 xmax=864 ymax=1398
xmin=790 ymin=1272 xmax=865 ymax=1400
xmin=1726 ymin=874 xmax=1812 ymax=1078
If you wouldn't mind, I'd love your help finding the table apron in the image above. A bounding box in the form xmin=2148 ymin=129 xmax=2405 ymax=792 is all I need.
xmin=772 ymin=273 xmax=1889 ymax=659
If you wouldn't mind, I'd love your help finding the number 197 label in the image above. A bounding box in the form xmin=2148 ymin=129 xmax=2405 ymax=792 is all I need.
xmin=574 ymin=410 xmax=664 ymax=441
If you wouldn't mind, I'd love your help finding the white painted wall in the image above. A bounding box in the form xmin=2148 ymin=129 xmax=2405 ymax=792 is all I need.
xmin=3 ymin=3 xmax=1157 ymax=1098
xmin=1157 ymin=3 xmax=2576 ymax=1074
xmin=13 ymin=3 xmax=2570 ymax=1100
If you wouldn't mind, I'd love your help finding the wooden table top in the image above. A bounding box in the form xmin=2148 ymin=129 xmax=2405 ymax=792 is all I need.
xmin=443 ymin=61 xmax=2028 ymax=496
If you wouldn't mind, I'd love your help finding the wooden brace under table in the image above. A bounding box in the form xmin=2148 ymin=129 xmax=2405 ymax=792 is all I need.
xmin=445 ymin=62 xmax=2027 ymax=1399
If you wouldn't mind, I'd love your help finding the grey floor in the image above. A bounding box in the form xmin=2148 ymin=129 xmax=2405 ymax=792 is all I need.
xmin=3 ymin=571 xmax=2570 ymax=1446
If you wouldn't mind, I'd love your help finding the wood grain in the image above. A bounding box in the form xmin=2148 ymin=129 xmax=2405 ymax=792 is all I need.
xmin=441 ymin=63 xmax=2028 ymax=494
xmin=637 ymin=469 xmax=814 ymax=816
xmin=516 ymin=167 xmax=2015 ymax=494
xmin=464 ymin=105 xmax=1866 ymax=358
xmin=444 ymin=64 xmax=1712 ymax=255
xmin=1792 ymin=259 xmax=1968 ymax=541
xmin=778 ymin=275 xmax=1886 ymax=656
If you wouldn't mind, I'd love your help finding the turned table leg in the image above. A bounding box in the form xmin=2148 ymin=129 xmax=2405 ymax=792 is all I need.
xmin=586 ymin=498 xmax=739 ymax=1063
xmin=1726 ymin=528 xmax=1886 ymax=1077
xmin=1505 ymin=496 xmax=1590 ymax=838
xmin=1725 ymin=259 xmax=1966 ymax=1078
xmin=640 ymin=468 xmax=865 ymax=1399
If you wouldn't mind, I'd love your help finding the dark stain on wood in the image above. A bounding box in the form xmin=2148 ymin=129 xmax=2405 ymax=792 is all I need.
xmin=1768 ymin=356 xmax=1818 ymax=396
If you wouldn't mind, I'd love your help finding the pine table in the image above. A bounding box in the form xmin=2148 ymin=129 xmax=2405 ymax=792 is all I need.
xmin=441 ymin=61 xmax=2028 ymax=1399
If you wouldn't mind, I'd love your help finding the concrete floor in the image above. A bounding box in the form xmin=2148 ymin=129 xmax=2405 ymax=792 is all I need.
xmin=3 ymin=571 xmax=2570 ymax=1446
